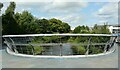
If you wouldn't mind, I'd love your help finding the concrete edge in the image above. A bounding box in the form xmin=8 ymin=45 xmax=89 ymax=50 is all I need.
xmin=6 ymin=47 xmax=116 ymax=58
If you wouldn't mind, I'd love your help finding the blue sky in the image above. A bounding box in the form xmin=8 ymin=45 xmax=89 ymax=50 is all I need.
xmin=1 ymin=1 xmax=118 ymax=30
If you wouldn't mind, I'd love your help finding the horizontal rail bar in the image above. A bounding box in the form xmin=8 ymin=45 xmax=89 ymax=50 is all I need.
xmin=2 ymin=34 xmax=119 ymax=37
xmin=13 ymin=43 xmax=108 ymax=46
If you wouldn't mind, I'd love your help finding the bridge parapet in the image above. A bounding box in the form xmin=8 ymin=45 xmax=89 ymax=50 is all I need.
xmin=2 ymin=34 xmax=117 ymax=57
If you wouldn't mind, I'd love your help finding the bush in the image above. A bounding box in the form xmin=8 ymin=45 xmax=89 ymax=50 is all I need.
xmin=34 ymin=46 xmax=43 ymax=55
xmin=71 ymin=46 xmax=78 ymax=54
xmin=78 ymin=46 xmax=86 ymax=55
xmin=71 ymin=45 xmax=86 ymax=55
xmin=89 ymin=46 xmax=103 ymax=54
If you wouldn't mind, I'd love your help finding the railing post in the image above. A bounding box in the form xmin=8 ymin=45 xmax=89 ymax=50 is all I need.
xmin=3 ymin=38 xmax=13 ymax=51
xmin=104 ymin=41 xmax=109 ymax=53
xmin=20 ymin=45 xmax=23 ymax=54
xmin=50 ymin=46 xmax=53 ymax=55
xmin=85 ymin=37 xmax=91 ymax=55
xmin=59 ymin=36 xmax=62 ymax=56
xmin=109 ymin=36 xmax=117 ymax=49
xmin=29 ymin=44 xmax=35 ymax=55
xmin=104 ymin=36 xmax=117 ymax=53
xmin=50 ymin=36 xmax=53 ymax=55
xmin=9 ymin=37 xmax=18 ymax=53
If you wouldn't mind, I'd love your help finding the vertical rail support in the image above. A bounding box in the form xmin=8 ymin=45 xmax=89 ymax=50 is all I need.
xmin=50 ymin=46 xmax=53 ymax=55
xmin=85 ymin=37 xmax=91 ymax=55
xmin=77 ymin=36 xmax=79 ymax=55
xmin=50 ymin=36 xmax=53 ymax=55
xmin=109 ymin=36 xmax=117 ymax=49
xmin=59 ymin=36 xmax=62 ymax=56
xmin=104 ymin=41 xmax=109 ymax=53
xmin=104 ymin=36 xmax=117 ymax=53
xmin=29 ymin=44 xmax=35 ymax=55
xmin=25 ymin=45 xmax=28 ymax=54
xmin=20 ymin=45 xmax=23 ymax=54
xmin=3 ymin=38 xmax=13 ymax=51
xmin=9 ymin=37 xmax=18 ymax=53
xmin=60 ymin=45 xmax=62 ymax=56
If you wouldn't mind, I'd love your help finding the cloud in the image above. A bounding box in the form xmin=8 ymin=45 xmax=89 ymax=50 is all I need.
xmin=36 ymin=14 xmax=83 ymax=30
xmin=39 ymin=2 xmax=88 ymax=13
xmin=98 ymin=3 xmax=118 ymax=15
xmin=95 ymin=2 xmax=118 ymax=24
xmin=1 ymin=1 xmax=88 ymax=14
xmin=51 ymin=14 xmax=85 ymax=30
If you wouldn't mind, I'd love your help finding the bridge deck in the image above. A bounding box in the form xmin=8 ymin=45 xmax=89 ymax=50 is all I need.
xmin=1 ymin=43 xmax=118 ymax=68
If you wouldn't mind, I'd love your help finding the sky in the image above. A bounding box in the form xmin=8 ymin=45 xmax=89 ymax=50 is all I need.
xmin=1 ymin=0 xmax=118 ymax=30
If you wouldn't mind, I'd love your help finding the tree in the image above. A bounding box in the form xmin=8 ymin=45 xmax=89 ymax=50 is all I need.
xmin=91 ymin=24 xmax=111 ymax=43
xmin=61 ymin=22 xmax=71 ymax=33
xmin=73 ymin=25 xmax=90 ymax=33
xmin=18 ymin=11 xmax=35 ymax=34
xmin=92 ymin=24 xmax=111 ymax=34
xmin=35 ymin=18 xmax=51 ymax=33
xmin=2 ymin=2 xmax=20 ymax=35
xmin=14 ymin=12 xmax=21 ymax=24
xmin=49 ymin=18 xmax=70 ymax=33
xmin=73 ymin=26 xmax=81 ymax=33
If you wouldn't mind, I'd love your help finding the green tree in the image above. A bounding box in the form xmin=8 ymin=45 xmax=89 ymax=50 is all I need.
xmin=73 ymin=26 xmax=81 ymax=33
xmin=91 ymin=24 xmax=111 ymax=43
xmin=35 ymin=18 xmax=51 ymax=33
xmin=18 ymin=11 xmax=35 ymax=34
xmin=2 ymin=2 xmax=20 ymax=35
xmin=49 ymin=18 xmax=70 ymax=33
xmin=73 ymin=25 xmax=90 ymax=33
xmin=92 ymin=24 xmax=110 ymax=34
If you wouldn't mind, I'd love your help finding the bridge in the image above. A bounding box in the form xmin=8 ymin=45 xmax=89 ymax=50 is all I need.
xmin=1 ymin=34 xmax=119 ymax=68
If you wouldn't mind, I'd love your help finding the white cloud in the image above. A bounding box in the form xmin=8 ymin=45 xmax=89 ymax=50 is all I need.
xmin=95 ymin=2 xmax=118 ymax=24
xmin=40 ymin=2 xmax=88 ymax=13
xmin=37 ymin=14 xmax=83 ymax=30
xmin=98 ymin=3 xmax=118 ymax=15
xmin=1 ymin=2 xmax=88 ymax=14
xmin=50 ymin=14 xmax=85 ymax=30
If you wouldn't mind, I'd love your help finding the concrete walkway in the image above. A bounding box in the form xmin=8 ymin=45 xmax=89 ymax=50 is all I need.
xmin=1 ymin=43 xmax=118 ymax=68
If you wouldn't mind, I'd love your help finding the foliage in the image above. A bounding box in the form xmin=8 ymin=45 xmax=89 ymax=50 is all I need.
xmin=91 ymin=24 xmax=111 ymax=34
xmin=71 ymin=45 xmax=86 ymax=55
xmin=49 ymin=18 xmax=71 ymax=33
xmin=91 ymin=24 xmax=111 ymax=43
xmin=89 ymin=46 xmax=103 ymax=54
xmin=33 ymin=46 xmax=43 ymax=55
xmin=35 ymin=18 xmax=51 ymax=33
xmin=73 ymin=25 xmax=90 ymax=33
xmin=2 ymin=2 xmax=20 ymax=35
xmin=16 ymin=45 xmax=43 ymax=55
xmin=15 ymin=11 xmax=37 ymax=34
